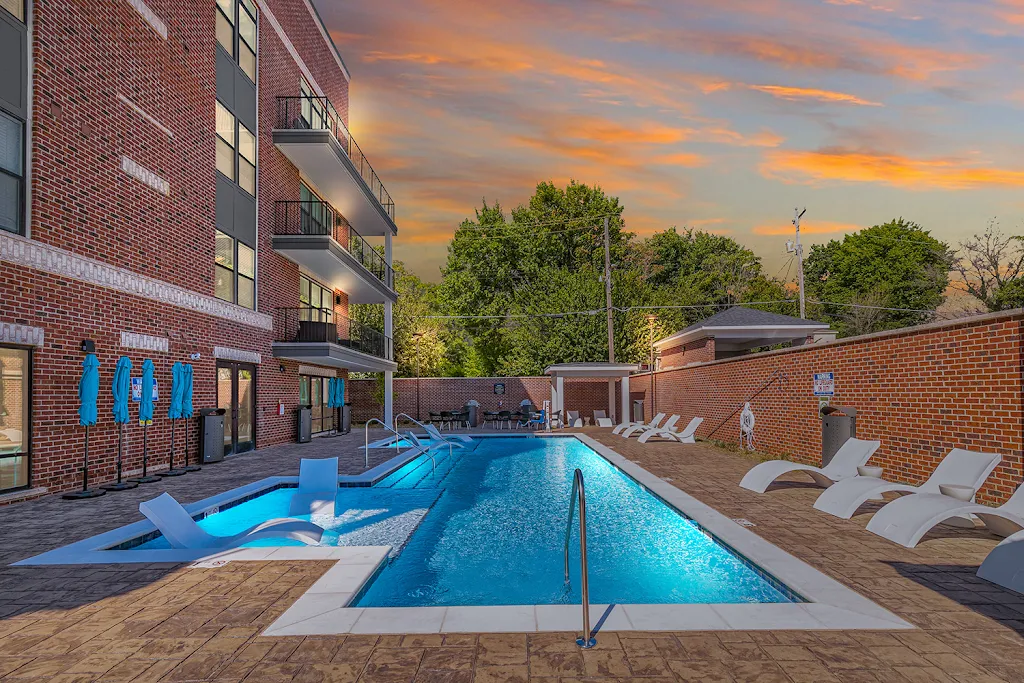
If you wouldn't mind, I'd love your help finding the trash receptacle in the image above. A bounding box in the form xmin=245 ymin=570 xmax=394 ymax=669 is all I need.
xmin=633 ymin=399 xmax=644 ymax=423
xmin=297 ymin=406 xmax=312 ymax=443
xmin=821 ymin=405 xmax=856 ymax=467
xmin=199 ymin=408 xmax=226 ymax=463
xmin=341 ymin=404 xmax=352 ymax=434
xmin=465 ymin=400 xmax=481 ymax=428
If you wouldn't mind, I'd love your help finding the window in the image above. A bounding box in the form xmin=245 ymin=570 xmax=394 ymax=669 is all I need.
xmin=300 ymin=77 xmax=339 ymax=132
xmin=299 ymin=182 xmax=336 ymax=235
xmin=0 ymin=111 xmax=24 ymax=235
xmin=215 ymin=230 xmax=256 ymax=309
xmin=299 ymin=274 xmax=333 ymax=323
xmin=215 ymin=0 xmax=258 ymax=84
xmin=215 ymin=100 xmax=256 ymax=196
xmin=0 ymin=0 xmax=24 ymax=22
xmin=0 ymin=346 xmax=30 ymax=492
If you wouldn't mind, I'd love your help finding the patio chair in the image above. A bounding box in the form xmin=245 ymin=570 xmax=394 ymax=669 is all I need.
xmin=482 ymin=411 xmax=499 ymax=429
xmin=617 ymin=412 xmax=665 ymax=437
xmin=620 ymin=413 xmax=666 ymax=438
xmin=637 ymin=416 xmax=703 ymax=444
xmin=566 ymin=411 xmax=583 ymax=428
xmin=288 ymin=457 xmax=338 ymax=517
xmin=428 ymin=412 xmax=443 ymax=426
xmin=454 ymin=410 xmax=471 ymax=429
xmin=140 ymin=493 xmax=324 ymax=550
xmin=519 ymin=410 xmax=545 ymax=430
xmin=866 ymin=480 xmax=1024 ymax=548
xmin=978 ymin=528 xmax=1024 ymax=594
xmin=496 ymin=410 xmax=512 ymax=430
xmin=739 ymin=438 xmax=881 ymax=494
xmin=813 ymin=448 xmax=1003 ymax=520
xmin=593 ymin=410 xmax=613 ymax=428
xmin=439 ymin=411 xmax=453 ymax=430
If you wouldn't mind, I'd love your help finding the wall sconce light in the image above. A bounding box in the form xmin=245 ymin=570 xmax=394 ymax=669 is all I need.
xmin=80 ymin=339 xmax=95 ymax=353
xmin=279 ymin=364 xmax=286 ymax=372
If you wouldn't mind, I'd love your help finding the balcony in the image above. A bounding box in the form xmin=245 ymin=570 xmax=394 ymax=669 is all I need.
xmin=274 ymin=96 xmax=397 ymax=236
xmin=273 ymin=200 xmax=396 ymax=304
xmin=272 ymin=307 xmax=396 ymax=373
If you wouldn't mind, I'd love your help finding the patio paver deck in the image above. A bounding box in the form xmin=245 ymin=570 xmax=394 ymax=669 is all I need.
xmin=0 ymin=428 xmax=1021 ymax=681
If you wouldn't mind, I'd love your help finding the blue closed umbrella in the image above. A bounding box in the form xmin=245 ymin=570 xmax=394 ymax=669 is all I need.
xmin=335 ymin=377 xmax=345 ymax=407
xmin=112 ymin=356 xmax=132 ymax=425
xmin=64 ymin=354 xmax=105 ymax=499
xmin=139 ymin=359 xmax=155 ymax=425
xmin=168 ymin=362 xmax=184 ymax=420
xmin=326 ymin=377 xmax=337 ymax=409
xmin=180 ymin=364 xmax=201 ymax=471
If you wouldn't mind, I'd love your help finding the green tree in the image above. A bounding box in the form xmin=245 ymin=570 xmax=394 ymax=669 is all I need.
xmin=954 ymin=221 xmax=1024 ymax=311
xmin=803 ymin=219 xmax=953 ymax=336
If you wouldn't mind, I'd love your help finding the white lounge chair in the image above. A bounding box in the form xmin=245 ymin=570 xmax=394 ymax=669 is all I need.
xmin=632 ymin=414 xmax=679 ymax=441
xmin=424 ymin=424 xmax=471 ymax=447
xmin=978 ymin=528 xmax=1024 ymax=595
xmin=289 ymin=457 xmax=338 ymax=517
xmin=866 ymin=482 xmax=1024 ymax=548
xmin=593 ymin=410 xmax=613 ymax=428
xmin=813 ymin=448 xmax=1003 ymax=520
xmin=739 ymin=438 xmax=881 ymax=494
xmin=140 ymin=493 xmax=324 ymax=550
xmin=613 ymin=412 xmax=663 ymax=435
xmin=566 ymin=411 xmax=583 ymax=428
xmin=619 ymin=413 xmax=666 ymax=438
xmin=638 ymin=416 xmax=703 ymax=444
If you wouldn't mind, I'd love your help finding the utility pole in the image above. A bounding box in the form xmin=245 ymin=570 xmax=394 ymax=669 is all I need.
xmin=787 ymin=208 xmax=808 ymax=319
xmin=603 ymin=216 xmax=615 ymax=362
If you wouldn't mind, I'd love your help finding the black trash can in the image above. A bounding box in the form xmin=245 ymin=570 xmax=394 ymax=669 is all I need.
xmin=199 ymin=408 xmax=226 ymax=463
xmin=633 ymin=399 xmax=644 ymax=423
xmin=297 ymin=406 xmax=312 ymax=443
xmin=341 ymin=404 xmax=352 ymax=434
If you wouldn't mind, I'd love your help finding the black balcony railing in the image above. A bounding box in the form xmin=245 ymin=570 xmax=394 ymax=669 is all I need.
xmin=274 ymin=200 xmax=394 ymax=289
xmin=276 ymin=95 xmax=395 ymax=222
xmin=274 ymin=307 xmax=393 ymax=361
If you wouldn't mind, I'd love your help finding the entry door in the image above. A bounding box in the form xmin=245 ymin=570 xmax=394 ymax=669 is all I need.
xmin=217 ymin=361 xmax=256 ymax=456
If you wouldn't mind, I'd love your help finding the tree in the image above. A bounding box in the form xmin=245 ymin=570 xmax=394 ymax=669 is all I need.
xmin=803 ymin=219 xmax=954 ymax=336
xmin=954 ymin=221 xmax=1024 ymax=311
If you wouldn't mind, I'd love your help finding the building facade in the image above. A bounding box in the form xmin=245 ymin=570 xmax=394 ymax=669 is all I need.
xmin=0 ymin=0 xmax=396 ymax=499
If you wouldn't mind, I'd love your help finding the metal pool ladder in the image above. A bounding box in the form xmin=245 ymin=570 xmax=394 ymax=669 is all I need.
xmin=564 ymin=468 xmax=596 ymax=649
xmin=364 ymin=418 xmax=436 ymax=472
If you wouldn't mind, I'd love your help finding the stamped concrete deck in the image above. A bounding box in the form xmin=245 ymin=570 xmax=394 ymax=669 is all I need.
xmin=0 ymin=428 xmax=1022 ymax=681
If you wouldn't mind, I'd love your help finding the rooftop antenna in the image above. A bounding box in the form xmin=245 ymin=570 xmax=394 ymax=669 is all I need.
xmin=786 ymin=208 xmax=807 ymax=319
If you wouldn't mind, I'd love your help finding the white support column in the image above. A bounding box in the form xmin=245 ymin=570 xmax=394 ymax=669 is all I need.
xmin=556 ymin=376 xmax=565 ymax=418
xmin=550 ymin=379 xmax=558 ymax=423
xmin=620 ymin=375 xmax=630 ymax=427
xmin=384 ymin=298 xmax=394 ymax=425
xmin=384 ymin=371 xmax=393 ymax=425
xmin=608 ymin=378 xmax=616 ymax=423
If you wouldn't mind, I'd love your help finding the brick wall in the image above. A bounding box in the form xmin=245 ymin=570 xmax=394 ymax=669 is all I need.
xmin=627 ymin=311 xmax=1024 ymax=505
xmin=660 ymin=337 xmax=716 ymax=368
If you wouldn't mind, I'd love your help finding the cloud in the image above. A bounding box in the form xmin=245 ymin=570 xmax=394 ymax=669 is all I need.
xmin=761 ymin=148 xmax=1024 ymax=190
xmin=744 ymin=84 xmax=883 ymax=106
xmin=752 ymin=221 xmax=862 ymax=236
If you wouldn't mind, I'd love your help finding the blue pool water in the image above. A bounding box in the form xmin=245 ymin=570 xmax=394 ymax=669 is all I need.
xmin=137 ymin=437 xmax=796 ymax=606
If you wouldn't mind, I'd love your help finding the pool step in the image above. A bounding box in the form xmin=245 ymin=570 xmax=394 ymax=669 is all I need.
xmin=379 ymin=448 xmax=461 ymax=489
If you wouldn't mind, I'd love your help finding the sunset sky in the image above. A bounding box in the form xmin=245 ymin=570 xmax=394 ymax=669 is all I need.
xmin=315 ymin=0 xmax=1024 ymax=282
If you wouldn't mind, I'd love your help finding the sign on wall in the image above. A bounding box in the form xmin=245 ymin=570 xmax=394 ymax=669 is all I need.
xmin=130 ymin=377 xmax=160 ymax=402
xmin=813 ymin=372 xmax=835 ymax=396
xmin=493 ymin=383 xmax=505 ymax=395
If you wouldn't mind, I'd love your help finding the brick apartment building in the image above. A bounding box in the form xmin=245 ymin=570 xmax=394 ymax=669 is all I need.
xmin=0 ymin=0 xmax=397 ymax=499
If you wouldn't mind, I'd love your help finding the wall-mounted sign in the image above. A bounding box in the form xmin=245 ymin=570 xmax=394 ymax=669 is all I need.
xmin=813 ymin=372 xmax=835 ymax=397
xmin=493 ymin=383 xmax=505 ymax=395
xmin=130 ymin=377 xmax=159 ymax=402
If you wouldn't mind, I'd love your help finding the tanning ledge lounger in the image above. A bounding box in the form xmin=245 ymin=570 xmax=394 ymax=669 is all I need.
xmin=289 ymin=457 xmax=339 ymax=517
xmin=637 ymin=416 xmax=704 ymax=444
xmin=620 ymin=413 xmax=668 ymax=438
xmin=866 ymin=482 xmax=1024 ymax=548
xmin=424 ymin=424 xmax=472 ymax=447
xmin=739 ymin=438 xmax=881 ymax=494
xmin=978 ymin=528 xmax=1024 ymax=595
xmin=140 ymin=492 xmax=324 ymax=550
xmin=813 ymin=448 xmax=1003 ymax=520
xmin=614 ymin=412 xmax=664 ymax=436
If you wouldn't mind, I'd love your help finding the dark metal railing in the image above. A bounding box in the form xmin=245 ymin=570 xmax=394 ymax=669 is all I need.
xmin=274 ymin=307 xmax=393 ymax=361
xmin=276 ymin=95 xmax=396 ymax=222
xmin=274 ymin=201 xmax=394 ymax=289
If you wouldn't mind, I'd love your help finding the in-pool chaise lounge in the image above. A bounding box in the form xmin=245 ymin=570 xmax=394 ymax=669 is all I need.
xmin=614 ymin=413 xmax=663 ymax=436
xmin=140 ymin=493 xmax=324 ymax=550
xmin=866 ymin=482 xmax=1024 ymax=548
xmin=424 ymin=424 xmax=472 ymax=447
xmin=813 ymin=448 xmax=1003 ymax=520
xmin=289 ymin=457 xmax=338 ymax=517
xmin=739 ymin=438 xmax=881 ymax=494
xmin=637 ymin=416 xmax=704 ymax=444
xmin=978 ymin=528 xmax=1024 ymax=595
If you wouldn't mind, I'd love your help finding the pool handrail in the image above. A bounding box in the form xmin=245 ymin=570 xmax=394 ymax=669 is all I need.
xmin=364 ymin=418 xmax=433 ymax=471
xmin=563 ymin=468 xmax=596 ymax=649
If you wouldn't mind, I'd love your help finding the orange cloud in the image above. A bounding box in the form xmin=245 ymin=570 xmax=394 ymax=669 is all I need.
xmin=652 ymin=153 xmax=708 ymax=167
xmin=752 ymin=221 xmax=862 ymax=236
xmin=761 ymin=148 xmax=1024 ymax=190
xmin=746 ymin=85 xmax=882 ymax=106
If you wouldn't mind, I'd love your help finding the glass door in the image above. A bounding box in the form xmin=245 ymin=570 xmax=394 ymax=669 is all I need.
xmin=217 ymin=361 xmax=256 ymax=456
xmin=300 ymin=375 xmax=334 ymax=435
xmin=0 ymin=346 xmax=30 ymax=492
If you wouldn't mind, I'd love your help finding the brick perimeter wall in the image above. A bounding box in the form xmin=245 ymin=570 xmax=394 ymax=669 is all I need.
xmin=629 ymin=311 xmax=1024 ymax=505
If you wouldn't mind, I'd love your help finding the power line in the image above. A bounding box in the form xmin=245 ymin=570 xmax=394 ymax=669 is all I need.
xmin=458 ymin=212 xmax=621 ymax=232
xmin=456 ymin=224 xmax=601 ymax=240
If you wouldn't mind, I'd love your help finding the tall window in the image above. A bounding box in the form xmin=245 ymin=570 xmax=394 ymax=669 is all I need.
xmin=215 ymin=230 xmax=256 ymax=309
xmin=299 ymin=182 xmax=336 ymax=235
xmin=299 ymin=274 xmax=333 ymax=323
xmin=215 ymin=100 xmax=255 ymax=196
xmin=216 ymin=0 xmax=257 ymax=83
xmin=0 ymin=346 xmax=29 ymax=492
xmin=0 ymin=111 xmax=23 ymax=235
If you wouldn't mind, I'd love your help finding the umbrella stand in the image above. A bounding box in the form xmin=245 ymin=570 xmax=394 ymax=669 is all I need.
xmin=158 ymin=418 xmax=187 ymax=477
xmin=130 ymin=424 xmax=161 ymax=484
xmin=182 ymin=416 xmax=201 ymax=471
xmin=63 ymin=425 xmax=106 ymax=499
xmin=102 ymin=423 xmax=138 ymax=491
